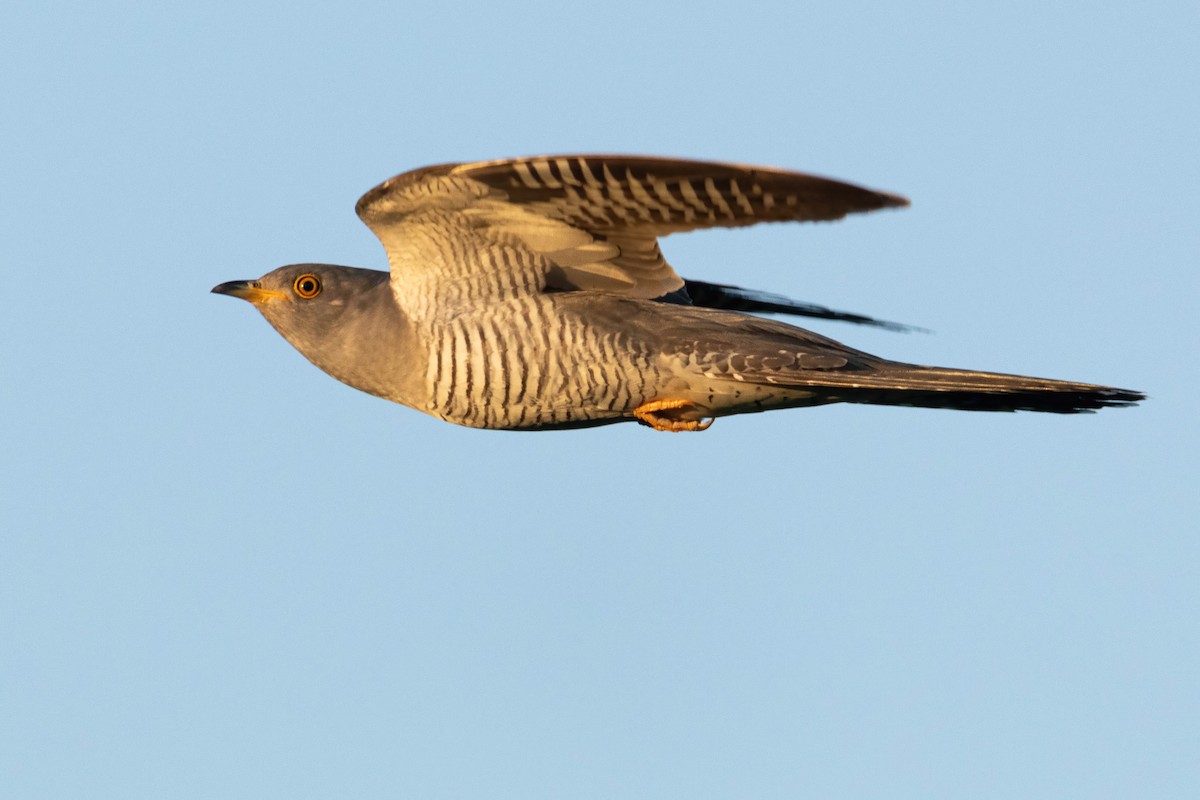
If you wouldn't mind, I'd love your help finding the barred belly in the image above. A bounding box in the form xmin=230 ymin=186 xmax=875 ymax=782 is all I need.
xmin=422 ymin=296 xmax=658 ymax=429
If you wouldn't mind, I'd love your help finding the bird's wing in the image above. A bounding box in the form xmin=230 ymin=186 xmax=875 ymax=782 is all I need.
xmin=355 ymin=155 xmax=908 ymax=314
xmin=678 ymin=279 xmax=924 ymax=332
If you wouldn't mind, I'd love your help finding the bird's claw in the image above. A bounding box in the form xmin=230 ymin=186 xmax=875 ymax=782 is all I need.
xmin=633 ymin=398 xmax=715 ymax=432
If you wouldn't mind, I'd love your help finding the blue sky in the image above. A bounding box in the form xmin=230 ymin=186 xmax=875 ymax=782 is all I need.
xmin=3 ymin=2 xmax=1197 ymax=798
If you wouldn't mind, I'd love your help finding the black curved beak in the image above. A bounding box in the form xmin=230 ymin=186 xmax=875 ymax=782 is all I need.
xmin=211 ymin=280 xmax=285 ymax=304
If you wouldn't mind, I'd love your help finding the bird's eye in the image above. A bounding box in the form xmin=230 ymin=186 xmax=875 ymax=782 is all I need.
xmin=293 ymin=274 xmax=321 ymax=299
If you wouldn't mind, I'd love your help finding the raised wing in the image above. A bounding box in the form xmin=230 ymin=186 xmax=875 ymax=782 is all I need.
xmin=355 ymin=155 xmax=908 ymax=313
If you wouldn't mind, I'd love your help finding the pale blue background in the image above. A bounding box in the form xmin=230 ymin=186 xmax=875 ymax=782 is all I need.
xmin=3 ymin=2 xmax=1197 ymax=798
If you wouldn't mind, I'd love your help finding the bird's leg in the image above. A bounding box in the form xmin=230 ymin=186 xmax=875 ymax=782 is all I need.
xmin=633 ymin=398 xmax=715 ymax=432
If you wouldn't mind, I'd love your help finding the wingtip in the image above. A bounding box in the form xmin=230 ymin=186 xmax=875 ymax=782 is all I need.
xmin=1100 ymin=388 xmax=1147 ymax=407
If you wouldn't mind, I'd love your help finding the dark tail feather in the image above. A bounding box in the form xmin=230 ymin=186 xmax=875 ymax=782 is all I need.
xmin=681 ymin=279 xmax=924 ymax=333
xmin=782 ymin=365 xmax=1145 ymax=414
xmin=837 ymin=385 xmax=1144 ymax=413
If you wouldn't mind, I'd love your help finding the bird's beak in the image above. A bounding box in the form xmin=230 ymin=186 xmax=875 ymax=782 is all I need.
xmin=211 ymin=280 xmax=286 ymax=304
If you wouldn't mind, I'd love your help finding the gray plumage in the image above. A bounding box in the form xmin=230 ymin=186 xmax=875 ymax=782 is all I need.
xmin=213 ymin=155 xmax=1143 ymax=431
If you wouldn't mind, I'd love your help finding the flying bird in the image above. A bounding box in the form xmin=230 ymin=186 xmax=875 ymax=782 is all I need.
xmin=213 ymin=155 xmax=1142 ymax=431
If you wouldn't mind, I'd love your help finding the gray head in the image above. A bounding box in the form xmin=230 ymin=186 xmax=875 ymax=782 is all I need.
xmin=212 ymin=262 xmax=388 ymax=330
xmin=212 ymin=264 xmax=408 ymax=396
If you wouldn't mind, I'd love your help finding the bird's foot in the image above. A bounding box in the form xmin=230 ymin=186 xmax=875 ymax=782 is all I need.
xmin=634 ymin=399 xmax=715 ymax=432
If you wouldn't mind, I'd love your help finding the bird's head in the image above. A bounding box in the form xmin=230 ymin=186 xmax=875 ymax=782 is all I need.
xmin=212 ymin=263 xmax=393 ymax=342
xmin=211 ymin=261 xmax=402 ymax=387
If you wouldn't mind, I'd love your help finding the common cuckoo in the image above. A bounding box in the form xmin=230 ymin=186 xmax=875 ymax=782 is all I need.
xmin=213 ymin=155 xmax=1143 ymax=431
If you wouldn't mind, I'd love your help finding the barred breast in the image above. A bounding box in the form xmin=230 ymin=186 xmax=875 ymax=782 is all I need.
xmin=420 ymin=295 xmax=662 ymax=429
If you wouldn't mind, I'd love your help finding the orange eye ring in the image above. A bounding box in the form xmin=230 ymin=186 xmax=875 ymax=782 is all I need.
xmin=293 ymin=273 xmax=321 ymax=299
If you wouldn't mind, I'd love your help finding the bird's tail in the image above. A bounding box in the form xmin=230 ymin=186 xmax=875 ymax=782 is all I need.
xmin=775 ymin=364 xmax=1144 ymax=414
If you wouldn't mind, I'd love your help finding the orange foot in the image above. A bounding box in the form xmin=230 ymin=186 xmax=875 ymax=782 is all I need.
xmin=633 ymin=398 xmax=715 ymax=432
